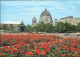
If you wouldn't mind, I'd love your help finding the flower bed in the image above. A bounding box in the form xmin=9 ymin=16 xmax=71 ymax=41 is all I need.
xmin=0 ymin=34 xmax=80 ymax=57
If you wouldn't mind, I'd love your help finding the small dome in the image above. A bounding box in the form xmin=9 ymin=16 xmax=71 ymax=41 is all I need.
xmin=40 ymin=8 xmax=51 ymax=16
xmin=32 ymin=17 xmax=37 ymax=26
xmin=32 ymin=17 xmax=36 ymax=21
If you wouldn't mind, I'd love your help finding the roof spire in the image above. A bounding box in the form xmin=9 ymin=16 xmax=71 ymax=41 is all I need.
xmin=45 ymin=8 xmax=47 ymax=11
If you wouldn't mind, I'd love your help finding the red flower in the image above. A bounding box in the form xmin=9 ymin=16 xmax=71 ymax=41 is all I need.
xmin=15 ymin=44 xmax=21 ymax=49
xmin=12 ymin=48 xmax=14 ymax=52
xmin=20 ymin=51 xmax=24 ymax=54
xmin=0 ymin=52 xmax=2 ymax=56
xmin=26 ymin=51 xmax=33 ymax=55
xmin=0 ymin=39 xmax=1 ymax=41
xmin=40 ymin=50 xmax=46 ymax=55
xmin=36 ymin=49 xmax=40 ymax=54
xmin=9 ymin=39 xmax=11 ymax=42
xmin=69 ymin=47 xmax=75 ymax=50
xmin=74 ymin=51 xmax=77 ymax=55
xmin=75 ymin=55 xmax=78 ymax=57
xmin=72 ymin=41 xmax=78 ymax=46
xmin=35 ymin=55 xmax=37 ymax=57
xmin=46 ymin=43 xmax=49 ymax=48
xmin=24 ymin=43 xmax=27 ymax=47
xmin=11 ymin=47 xmax=18 ymax=54
xmin=76 ymin=49 xmax=80 ymax=52
xmin=62 ymin=46 xmax=67 ymax=50
xmin=35 ymin=46 xmax=38 ymax=49
xmin=46 ymin=48 xmax=50 ymax=51
xmin=11 ymin=42 xmax=15 ymax=45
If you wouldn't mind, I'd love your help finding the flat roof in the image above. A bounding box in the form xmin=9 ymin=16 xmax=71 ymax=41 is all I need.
xmin=3 ymin=22 xmax=20 ymax=24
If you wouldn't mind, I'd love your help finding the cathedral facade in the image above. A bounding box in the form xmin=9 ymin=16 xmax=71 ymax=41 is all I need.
xmin=32 ymin=8 xmax=53 ymax=26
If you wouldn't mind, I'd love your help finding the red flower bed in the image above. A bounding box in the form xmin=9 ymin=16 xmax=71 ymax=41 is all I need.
xmin=0 ymin=34 xmax=80 ymax=57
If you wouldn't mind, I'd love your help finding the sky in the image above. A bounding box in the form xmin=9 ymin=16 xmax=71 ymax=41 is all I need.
xmin=1 ymin=0 xmax=80 ymax=25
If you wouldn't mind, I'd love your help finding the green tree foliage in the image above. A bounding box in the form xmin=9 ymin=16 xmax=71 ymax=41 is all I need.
xmin=53 ymin=26 xmax=57 ymax=33
xmin=45 ymin=23 xmax=53 ymax=33
xmin=56 ymin=22 xmax=66 ymax=33
xmin=64 ymin=23 xmax=73 ymax=32
xmin=26 ymin=25 xmax=32 ymax=32
xmin=64 ymin=23 xmax=78 ymax=32
xmin=77 ymin=22 xmax=80 ymax=31
xmin=18 ymin=21 xmax=26 ymax=32
xmin=35 ymin=21 xmax=46 ymax=32
xmin=72 ymin=25 xmax=77 ymax=32
xmin=2 ymin=24 xmax=8 ymax=30
xmin=26 ymin=22 xmax=80 ymax=33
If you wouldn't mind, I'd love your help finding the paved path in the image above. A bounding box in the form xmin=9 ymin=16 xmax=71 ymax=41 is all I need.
xmin=46 ymin=33 xmax=80 ymax=39
xmin=1 ymin=32 xmax=80 ymax=38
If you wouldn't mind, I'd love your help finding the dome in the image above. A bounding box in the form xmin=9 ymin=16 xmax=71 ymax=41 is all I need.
xmin=40 ymin=8 xmax=51 ymax=16
xmin=39 ymin=8 xmax=53 ymax=23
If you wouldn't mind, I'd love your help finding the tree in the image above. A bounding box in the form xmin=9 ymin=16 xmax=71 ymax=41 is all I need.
xmin=32 ymin=26 xmax=37 ymax=32
xmin=64 ymin=23 xmax=73 ymax=32
xmin=18 ymin=21 xmax=26 ymax=32
xmin=77 ymin=22 xmax=80 ymax=32
xmin=53 ymin=26 xmax=57 ymax=33
xmin=56 ymin=22 xmax=66 ymax=33
xmin=72 ymin=25 xmax=77 ymax=32
xmin=25 ymin=22 xmax=80 ymax=33
xmin=45 ymin=23 xmax=53 ymax=33
xmin=26 ymin=25 xmax=32 ymax=32
xmin=35 ymin=21 xmax=46 ymax=32
xmin=2 ymin=24 xmax=8 ymax=30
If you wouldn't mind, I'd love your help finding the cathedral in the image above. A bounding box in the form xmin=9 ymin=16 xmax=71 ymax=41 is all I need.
xmin=32 ymin=8 xmax=53 ymax=26
xmin=32 ymin=8 xmax=80 ymax=26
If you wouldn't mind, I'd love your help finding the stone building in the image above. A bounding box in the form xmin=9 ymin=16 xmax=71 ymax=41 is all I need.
xmin=32 ymin=8 xmax=53 ymax=26
xmin=32 ymin=17 xmax=37 ymax=26
xmin=32 ymin=8 xmax=80 ymax=26
xmin=54 ymin=18 xmax=58 ymax=25
xmin=56 ymin=16 xmax=80 ymax=25
xmin=0 ymin=22 xmax=20 ymax=29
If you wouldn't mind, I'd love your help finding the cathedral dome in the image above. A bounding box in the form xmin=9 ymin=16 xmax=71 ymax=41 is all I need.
xmin=39 ymin=8 xmax=53 ymax=23
xmin=40 ymin=8 xmax=51 ymax=16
